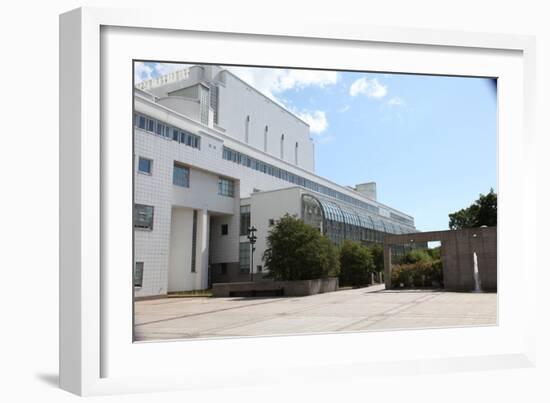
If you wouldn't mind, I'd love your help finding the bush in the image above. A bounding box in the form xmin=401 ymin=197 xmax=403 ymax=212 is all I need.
xmin=339 ymin=240 xmax=374 ymax=287
xmin=391 ymin=259 xmax=443 ymax=288
xmin=403 ymin=249 xmax=432 ymax=264
xmin=263 ymin=214 xmax=340 ymax=281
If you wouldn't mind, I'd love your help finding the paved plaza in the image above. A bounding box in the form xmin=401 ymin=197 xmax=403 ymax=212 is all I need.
xmin=134 ymin=285 xmax=497 ymax=341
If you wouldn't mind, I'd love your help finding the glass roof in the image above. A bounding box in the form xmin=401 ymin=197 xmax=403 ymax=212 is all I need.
xmin=314 ymin=194 xmax=413 ymax=234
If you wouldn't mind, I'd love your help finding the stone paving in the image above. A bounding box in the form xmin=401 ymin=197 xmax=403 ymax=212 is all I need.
xmin=134 ymin=285 xmax=497 ymax=341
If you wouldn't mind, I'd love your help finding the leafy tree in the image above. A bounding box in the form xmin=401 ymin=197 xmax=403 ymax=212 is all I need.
xmin=339 ymin=240 xmax=374 ymax=287
xmin=448 ymin=189 xmax=497 ymax=230
xmin=263 ymin=214 xmax=340 ymax=281
xmin=403 ymin=249 xmax=432 ymax=264
xmin=368 ymin=243 xmax=385 ymax=273
xmin=427 ymin=246 xmax=441 ymax=260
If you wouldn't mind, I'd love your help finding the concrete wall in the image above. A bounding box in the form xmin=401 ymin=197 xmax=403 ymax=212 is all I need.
xmin=383 ymin=227 xmax=497 ymax=291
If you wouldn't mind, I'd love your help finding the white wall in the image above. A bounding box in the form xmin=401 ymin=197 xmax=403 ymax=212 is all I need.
xmin=156 ymin=97 xmax=200 ymax=122
xmin=167 ymin=207 xmax=194 ymax=292
xmin=250 ymin=187 xmax=303 ymax=270
xmin=216 ymin=71 xmax=315 ymax=172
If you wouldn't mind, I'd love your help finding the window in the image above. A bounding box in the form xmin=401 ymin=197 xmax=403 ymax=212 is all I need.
xmin=147 ymin=118 xmax=155 ymax=132
xmin=240 ymin=205 xmax=251 ymax=235
xmin=191 ymin=210 xmax=197 ymax=272
xmin=134 ymin=262 xmax=144 ymax=287
xmin=138 ymin=115 xmax=146 ymax=130
xmin=221 ymin=263 xmax=227 ymax=275
xmin=264 ymin=125 xmax=268 ymax=151
xmin=280 ymin=134 xmax=285 ymax=159
xmin=218 ymin=177 xmax=234 ymax=197
xmin=268 ymin=219 xmax=275 ymax=227
xmin=173 ymin=163 xmax=190 ymax=187
xmin=239 ymin=242 xmax=250 ymax=273
xmin=172 ymin=128 xmax=180 ymax=142
xmin=245 ymin=115 xmax=250 ymax=143
xmin=221 ymin=224 xmax=228 ymax=235
xmin=155 ymin=122 xmax=164 ymax=136
xmin=257 ymin=265 xmax=262 ymax=272
xmin=134 ymin=204 xmax=154 ymax=230
xmin=134 ymin=114 xmax=201 ymax=149
xmin=210 ymin=84 xmax=219 ymax=124
xmin=295 ymin=142 xmax=299 ymax=165
xmin=138 ymin=157 xmax=152 ymax=174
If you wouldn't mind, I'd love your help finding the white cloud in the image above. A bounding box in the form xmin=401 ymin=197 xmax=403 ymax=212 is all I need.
xmin=134 ymin=62 xmax=193 ymax=83
xmin=387 ymin=96 xmax=406 ymax=107
xmin=295 ymin=110 xmax=328 ymax=134
xmin=226 ymin=66 xmax=340 ymax=102
xmin=338 ymin=105 xmax=350 ymax=113
xmin=134 ymin=62 xmax=154 ymax=82
xmin=381 ymin=96 xmax=408 ymax=121
xmin=154 ymin=62 xmax=192 ymax=76
xmin=349 ymin=77 xmax=387 ymax=98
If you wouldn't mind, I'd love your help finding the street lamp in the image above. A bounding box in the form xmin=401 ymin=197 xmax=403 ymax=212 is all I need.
xmin=247 ymin=225 xmax=257 ymax=282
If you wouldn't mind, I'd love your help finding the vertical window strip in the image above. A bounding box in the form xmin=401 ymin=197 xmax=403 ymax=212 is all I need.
xmin=134 ymin=262 xmax=144 ymax=287
xmin=191 ymin=210 xmax=197 ymax=272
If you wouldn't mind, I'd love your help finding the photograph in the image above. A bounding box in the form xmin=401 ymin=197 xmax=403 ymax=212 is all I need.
xmin=132 ymin=62 xmax=497 ymax=342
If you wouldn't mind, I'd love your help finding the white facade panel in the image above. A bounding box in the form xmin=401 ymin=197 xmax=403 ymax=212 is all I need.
xmin=167 ymin=208 xmax=194 ymax=292
xmin=216 ymin=72 xmax=315 ymax=172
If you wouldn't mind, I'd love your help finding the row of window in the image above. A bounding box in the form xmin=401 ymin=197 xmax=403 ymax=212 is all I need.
xmin=134 ymin=113 xmax=201 ymax=149
xmin=222 ymin=146 xmax=381 ymax=215
xmin=390 ymin=212 xmax=414 ymax=226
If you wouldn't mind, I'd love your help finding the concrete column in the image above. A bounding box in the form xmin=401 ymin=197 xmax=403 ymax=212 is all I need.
xmin=383 ymin=244 xmax=392 ymax=289
xmin=195 ymin=209 xmax=210 ymax=290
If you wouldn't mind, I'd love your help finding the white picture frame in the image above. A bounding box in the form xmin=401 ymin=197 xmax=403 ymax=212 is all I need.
xmin=59 ymin=6 xmax=537 ymax=396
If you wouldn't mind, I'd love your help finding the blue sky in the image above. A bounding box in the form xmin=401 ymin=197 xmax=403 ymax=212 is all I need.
xmin=135 ymin=62 xmax=497 ymax=232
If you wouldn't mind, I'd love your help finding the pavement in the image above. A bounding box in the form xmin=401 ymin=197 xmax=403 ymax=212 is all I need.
xmin=134 ymin=284 xmax=497 ymax=341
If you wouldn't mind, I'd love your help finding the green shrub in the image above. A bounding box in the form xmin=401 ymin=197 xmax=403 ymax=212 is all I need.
xmin=339 ymin=240 xmax=374 ymax=287
xmin=403 ymin=249 xmax=432 ymax=264
xmin=263 ymin=214 xmax=340 ymax=281
xmin=391 ymin=259 xmax=443 ymax=288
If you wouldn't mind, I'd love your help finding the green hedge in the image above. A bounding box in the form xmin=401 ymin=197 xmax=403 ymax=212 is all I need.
xmin=391 ymin=260 xmax=443 ymax=288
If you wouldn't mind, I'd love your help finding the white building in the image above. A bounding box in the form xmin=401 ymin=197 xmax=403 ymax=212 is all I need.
xmin=133 ymin=65 xmax=417 ymax=297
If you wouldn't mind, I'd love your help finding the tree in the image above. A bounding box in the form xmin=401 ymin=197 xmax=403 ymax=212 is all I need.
xmin=403 ymin=249 xmax=432 ymax=264
xmin=263 ymin=214 xmax=340 ymax=281
xmin=368 ymin=243 xmax=385 ymax=273
xmin=448 ymin=188 xmax=497 ymax=230
xmin=339 ymin=240 xmax=374 ymax=287
xmin=427 ymin=246 xmax=441 ymax=260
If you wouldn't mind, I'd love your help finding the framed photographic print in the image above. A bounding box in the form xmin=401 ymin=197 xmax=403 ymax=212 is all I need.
xmin=60 ymin=6 xmax=536 ymax=396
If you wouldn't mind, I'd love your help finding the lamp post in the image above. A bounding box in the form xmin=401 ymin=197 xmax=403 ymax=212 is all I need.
xmin=247 ymin=225 xmax=257 ymax=282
